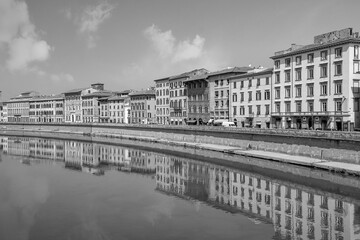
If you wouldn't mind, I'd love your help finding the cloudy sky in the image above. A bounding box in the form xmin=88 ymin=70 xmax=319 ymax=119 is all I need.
xmin=0 ymin=0 xmax=359 ymax=100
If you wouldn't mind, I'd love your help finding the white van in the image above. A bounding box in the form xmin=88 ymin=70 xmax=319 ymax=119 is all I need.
xmin=221 ymin=121 xmax=236 ymax=127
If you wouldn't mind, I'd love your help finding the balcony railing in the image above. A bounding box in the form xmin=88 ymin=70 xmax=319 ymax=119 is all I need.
xmin=271 ymin=111 xmax=350 ymax=117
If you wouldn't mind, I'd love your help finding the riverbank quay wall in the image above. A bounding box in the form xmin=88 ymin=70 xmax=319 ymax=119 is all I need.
xmin=1 ymin=122 xmax=359 ymax=164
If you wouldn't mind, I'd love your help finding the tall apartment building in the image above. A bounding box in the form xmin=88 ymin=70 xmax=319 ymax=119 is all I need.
xmin=229 ymin=68 xmax=273 ymax=128
xmin=169 ymin=69 xmax=208 ymax=125
xmin=270 ymin=28 xmax=360 ymax=130
xmin=29 ymin=94 xmax=64 ymax=123
xmin=154 ymin=77 xmax=170 ymax=125
xmin=64 ymin=83 xmax=104 ymax=123
xmin=208 ymin=67 xmax=252 ymax=121
xmin=184 ymin=73 xmax=210 ymax=124
xmin=129 ymin=89 xmax=156 ymax=124
xmin=5 ymin=91 xmax=39 ymax=122
xmin=81 ymin=91 xmax=112 ymax=123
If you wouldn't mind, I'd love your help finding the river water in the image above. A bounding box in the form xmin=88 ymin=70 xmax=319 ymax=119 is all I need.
xmin=0 ymin=135 xmax=359 ymax=240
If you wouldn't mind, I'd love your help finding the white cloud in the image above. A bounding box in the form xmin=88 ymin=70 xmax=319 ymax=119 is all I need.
xmin=78 ymin=0 xmax=115 ymax=48
xmin=144 ymin=24 xmax=205 ymax=63
xmin=0 ymin=0 xmax=52 ymax=71
xmin=50 ymin=73 xmax=74 ymax=83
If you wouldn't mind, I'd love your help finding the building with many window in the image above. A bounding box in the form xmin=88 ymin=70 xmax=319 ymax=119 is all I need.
xmin=169 ymin=69 xmax=208 ymax=125
xmin=184 ymin=73 xmax=210 ymax=124
xmin=129 ymin=89 xmax=156 ymax=124
xmin=29 ymin=94 xmax=64 ymax=123
xmin=81 ymin=91 xmax=112 ymax=123
xmin=229 ymin=67 xmax=273 ymax=128
xmin=270 ymin=28 xmax=360 ymax=130
xmin=64 ymin=83 xmax=104 ymax=123
xmin=208 ymin=67 xmax=252 ymax=121
xmin=5 ymin=91 xmax=39 ymax=122
xmin=154 ymin=77 xmax=170 ymax=124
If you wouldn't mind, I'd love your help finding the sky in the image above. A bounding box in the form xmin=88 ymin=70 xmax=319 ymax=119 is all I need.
xmin=0 ymin=0 xmax=360 ymax=100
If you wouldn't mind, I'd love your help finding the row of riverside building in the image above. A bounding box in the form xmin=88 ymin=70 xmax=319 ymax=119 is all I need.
xmin=1 ymin=27 xmax=360 ymax=130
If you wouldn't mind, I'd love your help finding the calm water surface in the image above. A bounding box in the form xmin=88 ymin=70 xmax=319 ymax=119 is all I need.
xmin=0 ymin=136 xmax=359 ymax=240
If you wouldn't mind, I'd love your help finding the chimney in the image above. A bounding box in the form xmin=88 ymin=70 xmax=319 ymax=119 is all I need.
xmin=91 ymin=83 xmax=104 ymax=91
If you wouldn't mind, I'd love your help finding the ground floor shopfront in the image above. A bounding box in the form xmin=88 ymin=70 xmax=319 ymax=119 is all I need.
xmin=271 ymin=112 xmax=354 ymax=131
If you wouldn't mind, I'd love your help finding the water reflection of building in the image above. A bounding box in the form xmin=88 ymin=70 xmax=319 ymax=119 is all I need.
xmin=155 ymin=155 xmax=188 ymax=195
xmin=155 ymin=155 xmax=360 ymax=239
xmin=29 ymin=138 xmax=65 ymax=161
xmin=7 ymin=137 xmax=31 ymax=156
xmin=63 ymin=140 xmax=154 ymax=176
xmin=0 ymin=137 xmax=8 ymax=153
xmin=271 ymin=183 xmax=360 ymax=240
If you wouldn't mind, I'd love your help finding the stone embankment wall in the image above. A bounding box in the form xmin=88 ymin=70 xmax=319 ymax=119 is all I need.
xmin=1 ymin=123 xmax=359 ymax=164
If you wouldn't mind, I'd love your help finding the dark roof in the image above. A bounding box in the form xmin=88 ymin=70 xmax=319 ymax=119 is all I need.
xmin=63 ymin=87 xmax=87 ymax=94
xmin=169 ymin=68 xmax=208 ymax=80
xmin=183 ymin=73 xmax=209 ymax=82
xmin=81 ymin=91 xmax=112 ymax=98
xmin=29 ymin=94 xmax=64 ymax=102
xmin=129 ymin=89 xmax=155 ymax=97
xmin=271 ymin=36 xmax=360 ymax=59
xmin=153 ymin=77 xmax=170 ymax=82
xmin=107 ymin=95 xmax=127 ymax=101
xmin=207 ymin=66 xmax=253 ymax=77
xmin=228 ymin=67 xmax=273 ymax=79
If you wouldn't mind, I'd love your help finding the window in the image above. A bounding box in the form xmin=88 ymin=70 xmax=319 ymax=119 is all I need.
xmin=307 ymin=66 xmax=314 ymax=79
xmin=265 ymin=105 xmax=270 ymax=115
xmin=308 ymin=101 xmax=314 ymax=112
xmin=285 ymin=86 xmax=291 ymax=98
xmin=354 ymin=98 xmax=360 ymax=112
xmin=354 ymin=61 xmax=360 ymax=73
xmin=265 ymin=90 xmax=270 ymax=100
xmin=257 ymin=78 xmax=260 ymax=86
xmin=354 ymin=80 xmax=360 ymax=93
xmin=307 ymin=53 xmax=314 ymax=63
xmin=254 ymin=105 xmax=260 ymax=115
xmin=321 ymin=50 xmax=328 ymax=60
xmin=307 ymin=84 xmax=314 ymax=97
xmin=248 ymin=91 xmax=252 ymax=102
xmin=275 ymin=60 xmax=280 ymax=69
xmin=320 ymin=64 xmax=328 ymax=78
xmin=233 ymin=82 xmax=237 ymax=88
xmin=256 ymin=91 xmax=261 ymax=100
xmin=240 ymin=106 xmax=245 ymax=115
xmin=295 ymin=68 xmax=302 ymax=81
xmin=220 ymin=90 xmax=224 ymax=97
xmin=248 ymin=106 xmax=253 ymax=114
xmin=296 ymin=101 xmax=302 ymax=112
xmin=295 ymin=85 xmax=302 ymax=97
xmin=275 ymin=102 xmax=281 ymax=113
xmin=240 ymin=92 xmax=244 ymax=102
xmin=335 ymin=100 xmax=342 ymax=112
xmin=335 ymin=47 xmax=342 ymax=58
xmin=232 ymin=94 xmax=237 ymax=102
xmin=266 ymin=77 xmax=270 ymax=85
xmin=240 ymin=81 xmax=244 ymax=88
xmin=233 ymin=106 xmax=237 ymax=116
xmin=335 ymin=81 xmax=342 ymax=94
xmin=285 ymin=58 xmax=291 ymax=67
xmin=285 ymin=102 xmax=291 ymax=113
xmin=285 ymin=70 xmax=291 ymax=82
xmin=355 ymin=45 xmax=359 ymax=59
xmin=275 ymin=72 xmax=280 ymax=83
xmin=248 ymin=79 xmax=252 ymax=87
xmin=296 ymin=56 xmax=302 ymax=65
xmin=275 ymin=87 xmax=280 ymax=99
xmin=215 ymin=80 xmax=218 ymax=86
xmin=321 ymin=100 xmax=327 ymax=112
xmin=335 ymin=62 xmax=342 ymax=76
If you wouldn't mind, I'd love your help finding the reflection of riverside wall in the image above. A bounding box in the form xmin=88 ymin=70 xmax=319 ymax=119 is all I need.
xmin=2 ymin=123 xmax=360 ymax=163
xmin=155 ymin=155 xmax=360 ymax=239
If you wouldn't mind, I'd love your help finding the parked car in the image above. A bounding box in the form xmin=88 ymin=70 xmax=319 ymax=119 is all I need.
xmin=221 ymin=121 xmax=236 ymax=127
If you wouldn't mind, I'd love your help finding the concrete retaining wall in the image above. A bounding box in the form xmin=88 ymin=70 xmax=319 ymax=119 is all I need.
xmin=1 ymin=123 xmax=360 ymax=164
